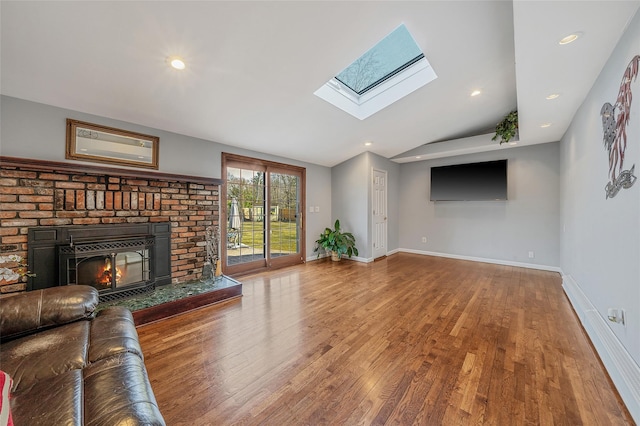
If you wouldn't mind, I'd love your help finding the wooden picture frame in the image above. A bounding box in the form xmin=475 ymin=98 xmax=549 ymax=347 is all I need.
xmin=66 ymin=119 xmax=159 ymax=169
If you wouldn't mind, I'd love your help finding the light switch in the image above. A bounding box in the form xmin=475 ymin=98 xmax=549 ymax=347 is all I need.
xmin=315 ymin=206 xmax=320 ymax=212
xmin=309 ymin=206 xmax=314 ymax=213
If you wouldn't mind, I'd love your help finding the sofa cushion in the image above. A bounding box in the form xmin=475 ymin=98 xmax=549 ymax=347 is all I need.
xmin=0 ymin=320 xmax=89 ymax=393
xmin=89 ymin=307 xmax=144 ymax=362
xmin=10 ymin=370 xmax=82 ymax=426
xmin=84 ymin=352 xmax=165 ymax=426
xmin=0 ymin=286 xmax=98 ymax=341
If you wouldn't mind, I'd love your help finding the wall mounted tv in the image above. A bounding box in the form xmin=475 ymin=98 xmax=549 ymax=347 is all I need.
xmin=430 ymin=159 xmax=508 ymax=201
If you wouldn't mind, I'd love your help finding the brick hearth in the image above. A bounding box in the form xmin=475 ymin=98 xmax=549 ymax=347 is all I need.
xmin=0 ymin=157 xmax=221 ymax=294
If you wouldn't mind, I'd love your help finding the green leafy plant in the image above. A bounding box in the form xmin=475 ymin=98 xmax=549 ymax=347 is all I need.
xmin=314 ymin=219 xmax=358 ymax=260
xmin=492 ymin=110 xmax=519 ymax=144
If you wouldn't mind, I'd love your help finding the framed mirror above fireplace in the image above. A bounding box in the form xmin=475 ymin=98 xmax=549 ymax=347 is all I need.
xmin=66 ymin=119 xmax=159 ymax=170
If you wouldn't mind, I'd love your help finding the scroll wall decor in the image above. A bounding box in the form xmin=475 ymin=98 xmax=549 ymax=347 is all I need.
xmin=66 ymin=119 xmax=159 ymax=169
xmin=600 ymin=55 xmax=639 ymax=199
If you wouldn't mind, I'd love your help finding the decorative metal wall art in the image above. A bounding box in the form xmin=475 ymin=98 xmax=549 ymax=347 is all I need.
xmin=601 ymin=55 xmax=639 ymax=199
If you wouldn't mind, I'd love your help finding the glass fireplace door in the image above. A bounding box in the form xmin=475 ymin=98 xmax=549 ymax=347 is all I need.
xmin=70 ymin=250 xmax=150 ymax=292
xmin=59 ymin=236 xmax=155 ymax=301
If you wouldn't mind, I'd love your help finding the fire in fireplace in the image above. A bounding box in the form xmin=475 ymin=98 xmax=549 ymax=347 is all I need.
xmin=81 ymin=255 xmax=124 ymax=288
xmin=95 ymin=256 xmax=123 ymax=286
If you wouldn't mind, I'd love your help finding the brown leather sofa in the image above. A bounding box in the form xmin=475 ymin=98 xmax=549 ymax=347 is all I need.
xmin=0 ymin=285 xmax=165 ymax=425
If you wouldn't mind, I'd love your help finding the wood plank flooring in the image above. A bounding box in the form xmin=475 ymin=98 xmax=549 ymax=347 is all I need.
xmin=137 ymin=253 xmax=633 ymax=425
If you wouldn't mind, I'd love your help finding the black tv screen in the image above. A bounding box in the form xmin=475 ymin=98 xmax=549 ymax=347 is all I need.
xmin=430 ymin=160 xmax=507 ymax=201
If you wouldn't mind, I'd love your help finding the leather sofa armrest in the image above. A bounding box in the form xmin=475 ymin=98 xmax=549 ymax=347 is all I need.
xmin=0 ymin=285 xmax=99 ymax=341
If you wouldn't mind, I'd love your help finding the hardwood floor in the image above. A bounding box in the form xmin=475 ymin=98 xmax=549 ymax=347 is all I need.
xmin=137 ymin=253 xmax=633 ymax=425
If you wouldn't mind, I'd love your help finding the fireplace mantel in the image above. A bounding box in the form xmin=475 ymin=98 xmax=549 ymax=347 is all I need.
xmin=0 ymin=156 xmax=223 ymax=186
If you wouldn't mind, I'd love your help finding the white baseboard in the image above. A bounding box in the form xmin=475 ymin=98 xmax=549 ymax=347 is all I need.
xmin=306 ymin=253 xmax=372 ymax=263
xmin=311 ymin=248 xmax=562 ymax=271
xmin=398 ymin=248 xmax=562 ymax=272
xmin=563 ymin=274 xmax=640 ymax=422
xmin=306 ymin=254 xmax=325 ymax=262
xmin=349 ymin=248 xmax=402 ymax=263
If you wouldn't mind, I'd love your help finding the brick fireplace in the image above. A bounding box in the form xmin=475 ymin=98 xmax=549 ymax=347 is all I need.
xmin=0 ymin=157 xmax=221 ymax=295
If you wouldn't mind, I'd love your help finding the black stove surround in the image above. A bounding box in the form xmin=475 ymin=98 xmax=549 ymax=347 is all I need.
xmin=28 ymin=223 xmax=171 ymax=302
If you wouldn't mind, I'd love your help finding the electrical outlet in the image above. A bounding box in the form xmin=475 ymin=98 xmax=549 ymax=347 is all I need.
xmin=315 ymin=206 xmax=320 ymax=213
xmin=421 ymin=237 xmax=427 ymax=243
xmin=607 ymin=308 xmax=626 ymax=326
xmin=528 ymin=251 xmax=534 ymax=259
xmin=309 ymin=206 xmax=314 ymax=213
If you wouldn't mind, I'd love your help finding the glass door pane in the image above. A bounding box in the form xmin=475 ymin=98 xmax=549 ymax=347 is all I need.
xmin=226 ymin=166 xmax=266 ymax=268
xmin=269 ymin=172 xmax=300 ymax=260
xmin=115 ymin=251 xmax=149 ymax=287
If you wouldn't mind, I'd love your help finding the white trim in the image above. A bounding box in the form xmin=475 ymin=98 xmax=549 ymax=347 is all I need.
xmin=313 ymin=248 xmax=561 ymax=270
xmin=563 ymin=274 xmax=640 ymax=422
xmin=398 ymin=248 xmax=562 ymax=272
xmin=372 ymin=167 xmax=388 ymax=260
xmin=306 ymin=254 xmax=372 ymax=263
xmin=306 ymin=254 xmax=326 ymax=262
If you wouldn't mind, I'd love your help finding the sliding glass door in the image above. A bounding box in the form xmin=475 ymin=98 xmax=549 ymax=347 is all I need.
xmin=222 ymin=154 xmax=305 ymax=275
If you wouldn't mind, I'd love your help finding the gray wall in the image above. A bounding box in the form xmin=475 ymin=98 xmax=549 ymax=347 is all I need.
xmin=560 ymin=11 xmax=640 ymax=364
xmin=0 ymin=95 xmax=332 ymax=259
xmin=331 ymin=151 xmax=400 ymax=260
xmin=331 ymin=152 xmax=368 ymax=258
xmin=398 ymin=142 xmax=561 ymax=267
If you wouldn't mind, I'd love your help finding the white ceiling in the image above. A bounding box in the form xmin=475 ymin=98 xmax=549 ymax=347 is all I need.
xmin=1 ymin=1 xmax=638 ymax=167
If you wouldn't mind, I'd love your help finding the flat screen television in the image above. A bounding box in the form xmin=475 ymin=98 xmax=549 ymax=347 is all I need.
xmin=430 ymin=159 xmax=507 ymax=201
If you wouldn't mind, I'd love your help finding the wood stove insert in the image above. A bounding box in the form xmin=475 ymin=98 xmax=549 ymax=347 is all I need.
xmin=28 ymin=223 xmax=171 ymax=302
xmin=59 ymin=235 xmax=155 ymax=302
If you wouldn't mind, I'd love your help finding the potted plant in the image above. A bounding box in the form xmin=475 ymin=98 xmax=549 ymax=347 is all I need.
xmin=314 ymin=219 xmax=359 ymax=261
xmin=492 ymin=110 xmax=518 ymax=144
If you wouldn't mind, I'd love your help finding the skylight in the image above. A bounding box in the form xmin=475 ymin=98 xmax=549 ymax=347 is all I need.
xmin=335 ymin=25 xmax=424 ymax=95
xmin=314 ymin=24 xmax=437 ymax=120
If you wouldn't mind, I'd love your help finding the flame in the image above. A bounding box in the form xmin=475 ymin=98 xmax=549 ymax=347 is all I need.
xmin=98 ymin=258 xmax=123 ymax=285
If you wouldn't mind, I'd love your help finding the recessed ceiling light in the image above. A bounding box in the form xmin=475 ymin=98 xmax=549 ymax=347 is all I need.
xmin=415 ymin=156 xmax=421 ymax=159
xmin=541 ymin=123 xmax=552 ymax=128
xmin=169 ymin=57 xmax=186 ymax=70
xmin=546 ymin=93 xmax=560 ymax=100
xmin=470 ymin=90 xmax=481 ymax=97
xmin=364 ymin=141 xmax=372 ymax=146
xmin=559 ymin=33 xmax=582 ymax=45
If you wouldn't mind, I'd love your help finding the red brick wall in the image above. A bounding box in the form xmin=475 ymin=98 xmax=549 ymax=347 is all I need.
xmin=0 ymin=166 xmax=219 ymax=294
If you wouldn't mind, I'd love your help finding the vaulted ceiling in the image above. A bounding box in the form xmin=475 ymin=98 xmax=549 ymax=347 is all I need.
xmin=1 ymin=1 xmax=638 ymax=167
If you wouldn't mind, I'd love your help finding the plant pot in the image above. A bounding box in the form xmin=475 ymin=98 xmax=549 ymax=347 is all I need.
xmin=330 ymin=251 xmax=341 ymax=262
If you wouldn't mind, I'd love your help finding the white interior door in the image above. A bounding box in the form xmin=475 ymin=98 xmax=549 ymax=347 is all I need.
xmin=372 ymin=168 xmax=388 ymax=259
